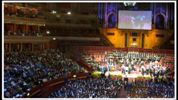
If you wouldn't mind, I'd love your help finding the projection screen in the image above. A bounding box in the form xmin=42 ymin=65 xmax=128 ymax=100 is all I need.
xmin=118 ymin=10 xmax=152 ymax=30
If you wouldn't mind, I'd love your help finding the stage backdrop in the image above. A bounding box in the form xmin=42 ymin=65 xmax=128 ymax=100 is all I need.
xmin=118 ymin=10 xmax=152 ymax=30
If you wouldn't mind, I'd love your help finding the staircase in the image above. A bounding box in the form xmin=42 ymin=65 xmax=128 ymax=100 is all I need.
xmin=76 ymin=59 xmax=95 ymax=72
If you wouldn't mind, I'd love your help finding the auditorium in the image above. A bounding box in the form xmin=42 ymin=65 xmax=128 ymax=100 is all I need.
xmin=2 ymin=1 xmax=176 ymax=99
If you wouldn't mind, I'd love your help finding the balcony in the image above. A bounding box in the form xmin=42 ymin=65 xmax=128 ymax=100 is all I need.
xmin=4 ymin=36 xmax=101 ymax=43
xmin=47 ymin=22 xmax=93 ymax=28
xmin=4 ymin=15 xmax=46 ymax=26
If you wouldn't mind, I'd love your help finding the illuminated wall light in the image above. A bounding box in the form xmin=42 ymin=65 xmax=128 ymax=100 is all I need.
xmin=27 ymin=93 xmax=30 ymax=96
xmin=132 ymin=42 xmax=137 ymax=46
xmin=67 ymin=11 xmax=71 ymax=15
xmin=52 ymin=37 xmax=56 ymax=40
xmin=73 ymin=75 xmax=76 ymax=78
xmin=46 ymin=30 xmax=50 ymax=34
xmin=51 ymin=10 xmax=57 ymax=14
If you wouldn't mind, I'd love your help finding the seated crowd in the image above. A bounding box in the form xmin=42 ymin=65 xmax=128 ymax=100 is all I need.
xmin=4 ymin=49 xmax=85 ymax=98
xmin=4 ymin=4 xmax=44 ymax=19
xmin=49 ymin=76 xmax=174 ymax=98
xmin=49 ymin=77 xmax=122 ymax=98
xmin=4 ymin=48 xmax=174 ymax=98
xmin=127 ymin=79 xmax=174 ymax=98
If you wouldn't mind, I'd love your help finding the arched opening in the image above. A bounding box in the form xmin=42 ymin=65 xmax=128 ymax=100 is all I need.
xmin=155 ymin=14 xmax=165 ymax=29
xmin=108 ymin=14 xmax=117 ymax=28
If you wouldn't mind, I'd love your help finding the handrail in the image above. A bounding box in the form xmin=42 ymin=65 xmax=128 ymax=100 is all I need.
xmin=76 ymin=59 xmax=95 ymax=72
xmin=26 ymin=72 xmax=89 ymax=98
xmin=4 ymin=15 xmax=46 ymax=26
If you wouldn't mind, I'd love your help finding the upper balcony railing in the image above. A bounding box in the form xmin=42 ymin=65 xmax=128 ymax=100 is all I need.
xmin=4 ymin=15 xmax=46 ymax=26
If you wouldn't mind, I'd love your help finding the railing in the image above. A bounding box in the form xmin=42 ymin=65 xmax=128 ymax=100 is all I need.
xmin=72 ymin=46 xmax=174 ymax=55
xmin=76 ymin=59 xmax=95 ymax=72
xmin=4 ymin=15 xmax=46 ymax=26
xmin=26 ymin=72 xmax=89 ymax=98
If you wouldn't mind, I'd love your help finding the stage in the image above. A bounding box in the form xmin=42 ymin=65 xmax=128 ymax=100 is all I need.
xmin=104 ymin=71 xmax=151 ymax=78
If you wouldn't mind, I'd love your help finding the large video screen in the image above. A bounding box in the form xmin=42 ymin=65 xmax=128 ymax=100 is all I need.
xmin=118 ymin=10 xmax=152 ymax=30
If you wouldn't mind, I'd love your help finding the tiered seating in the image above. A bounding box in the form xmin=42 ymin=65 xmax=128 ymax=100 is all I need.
xmin=49 ymin=78 xmax=122 ymax=98
xmin=127 ymin=80 xmax=174 ymax=98
xmin=4 ymin=4 xmax=45 ymax=36
xmin=4 ymin=4 xmax=44 ymax=18
xmin=81 ymin=52 xmax=101 ymax=71
xmin=4 ymin=49 xmax=85 ymax=98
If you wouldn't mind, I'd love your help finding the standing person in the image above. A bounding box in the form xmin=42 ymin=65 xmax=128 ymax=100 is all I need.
xmin=124 ymin=75 xmax=128 ymax=89
xmin=146 ymin=64 xmax=150 ymax=75
xmin=141 ymin=64 xmax=145 ymax=76
xmin=149 ymin=66 xmax=153 ymax=77
xmin=121 ymin=64 xmax=125 ymax=74
xmin=125 ymin=65 xmax=129 ymax=75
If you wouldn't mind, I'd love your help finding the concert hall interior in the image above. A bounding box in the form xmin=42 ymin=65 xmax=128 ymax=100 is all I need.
xmin=3 ymin=1 xmax=176 ymax=98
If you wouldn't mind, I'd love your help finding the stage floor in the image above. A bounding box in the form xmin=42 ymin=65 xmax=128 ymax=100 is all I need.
xmin=105 ymin=71 xmax=151 ymax=78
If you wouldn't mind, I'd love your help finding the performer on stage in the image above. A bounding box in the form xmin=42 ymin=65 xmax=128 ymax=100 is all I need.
xmin=141 ymin=64 xmax=145 ymax=76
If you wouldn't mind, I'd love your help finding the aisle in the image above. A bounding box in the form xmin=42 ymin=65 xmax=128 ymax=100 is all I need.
xmin=118 ymin=86 xmax=128 ymax=98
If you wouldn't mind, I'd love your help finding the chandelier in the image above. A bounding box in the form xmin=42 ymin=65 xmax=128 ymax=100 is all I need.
xmin=123 ymin=2 xmax=136 ymax=6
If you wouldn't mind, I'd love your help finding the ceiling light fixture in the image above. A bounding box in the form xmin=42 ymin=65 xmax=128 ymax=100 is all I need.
xmin=124 ymin=2 xmax=136 ymax=6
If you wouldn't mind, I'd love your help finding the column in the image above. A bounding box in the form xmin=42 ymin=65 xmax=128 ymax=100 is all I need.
xmin=125 ymin=33 xmax=128 ymax=48
xmin=38 ymin=26 xmax=40 ymax=35
xmin=105 ymin=3 xmax=108 ymax=28
xmin=25 ymin=25 xmax=28 ymax=35
xmin=13 ymin=24 xmax=17 ymax=33
xmin=166 ymin=4 xmax=168 ymax=29
xmin=127 ymin=33 xmax=129 ymax=48
xmin=153 ymin=4 xmax=156 ymax=28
